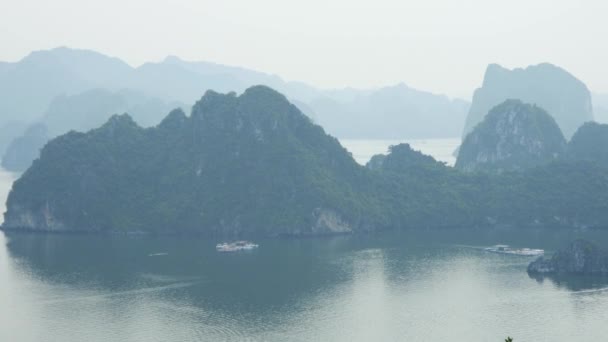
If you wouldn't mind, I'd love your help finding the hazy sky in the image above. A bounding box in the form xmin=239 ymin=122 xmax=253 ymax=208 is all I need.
xmin=1 ymin=0 xmax=607 ymax=99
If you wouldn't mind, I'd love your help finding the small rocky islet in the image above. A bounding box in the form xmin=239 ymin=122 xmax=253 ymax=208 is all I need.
xmin=528 ymin=240 xmax=608 ymax=276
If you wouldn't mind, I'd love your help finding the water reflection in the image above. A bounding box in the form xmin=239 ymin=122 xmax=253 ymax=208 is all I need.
xmin=4 ymin=233 xmax=357 ymax=303
xmin=0 ymin=168 xmax=17 ymax=224
xmin=528 ymin=273 xmax=608 ymax=292
xmin=3 ymin=230 xmax=608 ymax=342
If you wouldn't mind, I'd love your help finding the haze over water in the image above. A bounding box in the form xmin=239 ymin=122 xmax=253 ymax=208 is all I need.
xmin=2 ymin=230 xmax=608 ymax=342
xmin=0 ymin=168 xmax=16 ymax=224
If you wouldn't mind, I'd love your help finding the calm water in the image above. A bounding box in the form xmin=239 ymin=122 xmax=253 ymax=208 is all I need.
xmin=339 ymin=138 xmax=460 ymax=166
xmin=0 ymin=168 xmax=15 ymax=223
xmin=2 ymin=231 xmax=608 ymax=342
xmin=2 ymin=141 xmax=608 ymax=342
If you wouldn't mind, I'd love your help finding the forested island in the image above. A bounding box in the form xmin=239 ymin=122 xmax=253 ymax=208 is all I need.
xmin=3 ymin=86 xmax=608 ymax=236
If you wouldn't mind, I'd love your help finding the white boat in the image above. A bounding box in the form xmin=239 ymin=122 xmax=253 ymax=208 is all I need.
xmin=216 ymin=241 xmax=259 ymax=252
xmin=484 ymin=244 xmax=544 ymax=256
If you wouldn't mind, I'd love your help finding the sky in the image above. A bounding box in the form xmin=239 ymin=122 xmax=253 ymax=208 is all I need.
xmin=1 ymin=0 xmax=607 ymax=99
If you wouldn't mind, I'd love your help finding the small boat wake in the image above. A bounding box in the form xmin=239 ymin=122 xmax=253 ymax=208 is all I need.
xmin=216 ymin=241 xmax=259 ymax=252
xmin=483 ymin=244 xmax=544 ymax=256
xmin=572 ymin=286 xmax=608 ymax=294
xmin=454 ymin=244 xmax=544 ymax=256
xmin=40 ymin=280 xmax=200 ymax=305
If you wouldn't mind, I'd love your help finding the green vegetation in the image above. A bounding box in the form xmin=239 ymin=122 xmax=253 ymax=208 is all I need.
xmin=456 ymin=99 xmax=566 ymax=172
xmin=462 ymin=63 xmax=593 ymax=139
xmin=4 ymin=86 xmax=377 ymax=235
xmin=567 ymin=121 xmax=608 ymax=168
xmin=4 ymin=86 xmax=608 ymax=235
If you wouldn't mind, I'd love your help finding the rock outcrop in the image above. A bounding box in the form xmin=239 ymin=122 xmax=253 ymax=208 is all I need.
xmin=462 ymin=63 xmax=593 ymax=139
xmin=455 ymin=100 xmax=566 ymax=172
xmin=528 ymin=240 xmax=608 ymax=275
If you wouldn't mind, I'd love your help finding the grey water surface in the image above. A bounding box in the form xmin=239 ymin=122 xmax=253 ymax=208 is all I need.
xmin=2 ymin=230 xmax=608 ymax=342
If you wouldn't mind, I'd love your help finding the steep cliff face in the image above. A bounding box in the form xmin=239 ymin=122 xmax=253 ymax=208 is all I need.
xmin=528 ymin=240 xmax=608 ymax=275
xmin=566 ymin=122 xmax=608 ymax=168
xmin=456 ymin=100 xmax=566 ymax=172
xmin=462 ymin=63 xmax=593 ymax=139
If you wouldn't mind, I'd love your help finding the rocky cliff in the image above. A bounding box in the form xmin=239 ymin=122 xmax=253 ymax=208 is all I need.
xmin=455 ymin=100 xmax=566 ymax=172
xmin=462 ymin=63 xmax=593 ymax=139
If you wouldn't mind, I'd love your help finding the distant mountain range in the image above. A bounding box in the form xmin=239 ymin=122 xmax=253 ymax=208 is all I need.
xmin=2 ymin=47 xmax=607 ymax=173
xmin=0 ymin=46 xmax=469 ymax=133
xmin=593 ymin=93 xmax=608 ymax=123
xmin=308 ymin=83 xmax=469 ymax=139
xmin=0 ymin=47 xmax=470 ymax=171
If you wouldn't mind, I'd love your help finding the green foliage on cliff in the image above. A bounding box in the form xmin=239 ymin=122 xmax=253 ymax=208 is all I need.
xmin=456 ymin=100 xmax=566 ymax=173
xmin=462 ymin=63 xmax=592 ymax=140
xmin=370 ymin=146 xmax=608 ymax=230
xmin=5 ymin=86 xmax=379 ymax=235
xmin=567 ymin=121 xmax=608 ymax=168
xmin=4 ymin=87 xmax=608 ymax=235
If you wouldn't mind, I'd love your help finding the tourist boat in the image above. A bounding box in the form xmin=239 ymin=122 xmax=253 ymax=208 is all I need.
xmin=484 ymin=244 xmax=544 ymax=256
xmin=216 ymin=241 xmax=259 ymax=252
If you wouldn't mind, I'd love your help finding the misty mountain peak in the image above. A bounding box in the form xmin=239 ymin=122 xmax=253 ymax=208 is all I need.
xmin=192 ymin=86 xmax=294 ymax=121
xmin=99 ymin=113 xmax=140 ymax=132
xmin=240 ymin=85 xmax=291 ymax=105
xmin=162 ymin=55 xmax=184 ymax=64
xmin=456 ymin=100 xmax=566 ymax=172
xmin=158 ymin=108 xmax=188 ymax=129
xmin=23 ymin=46 xmax=130 ymax=70
xmin=464 ymin=62 xmax=593 ymax=139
